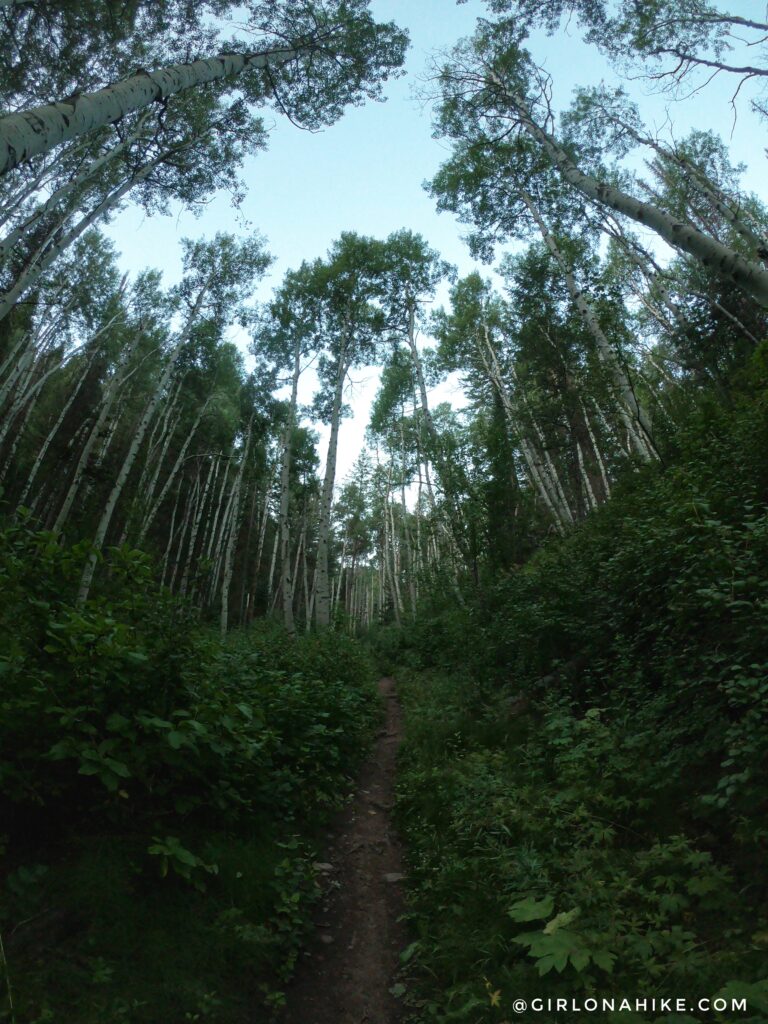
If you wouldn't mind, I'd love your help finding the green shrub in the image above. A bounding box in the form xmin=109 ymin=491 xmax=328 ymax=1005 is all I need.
xmin=0 ymin=522 xmax=377 ymax=1022
xmin=394 ymin=388 xmax=768 ymax=1023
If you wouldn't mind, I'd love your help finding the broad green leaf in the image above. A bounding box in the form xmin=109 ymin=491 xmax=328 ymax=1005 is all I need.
xmin=508 ymin=895 xmax=555 ymax=922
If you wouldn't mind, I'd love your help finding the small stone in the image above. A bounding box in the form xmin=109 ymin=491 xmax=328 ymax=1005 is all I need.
xmin=313 ymin=862 xmax=334 ymax=872
xmin=320 ymin=933 xmax=335 ymax=944
xmin=383 ymin=872 xmax=406 ymax=884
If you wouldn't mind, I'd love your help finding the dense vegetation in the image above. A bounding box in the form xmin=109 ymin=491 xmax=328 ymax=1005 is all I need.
xmin=1 ymin=518 xmax=377 ymax=1020
xmin=377 ymin=359 xmax=768 ymax=1021
xmin=2 ymin=0 xmax=768 ymax=1021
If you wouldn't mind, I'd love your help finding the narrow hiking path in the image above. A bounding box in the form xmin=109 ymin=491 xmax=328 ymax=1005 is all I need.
xmin=284 ymin=677 xmax=406 ymax=1024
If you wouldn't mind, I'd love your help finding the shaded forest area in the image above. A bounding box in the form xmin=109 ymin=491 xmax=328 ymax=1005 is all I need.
xmin=1 ymin=0 xmax=768 ymax=1021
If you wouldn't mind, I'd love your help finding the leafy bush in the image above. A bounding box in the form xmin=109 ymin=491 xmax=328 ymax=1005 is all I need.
xmin=394 ymin=383 xmax=768 ymax=1022
xmin=0 ymin=522 xmax=377 ymax=1022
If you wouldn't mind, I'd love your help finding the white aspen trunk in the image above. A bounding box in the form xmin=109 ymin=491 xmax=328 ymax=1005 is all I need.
xmin=266 ymin=527 xmax=279 ymax=609
xmin=179 ymin=454 xmax=218 ymax=597
xmin=119 ymin=405 xmax=181 ymax=547
xmin=415 ymin=456 xmax=424 ymax=588
xmin=399 ymin=417 xmax=417 ymax=617
xmin=138 ymin=379 xmax=182 ymax=495
xmin=528 ymin=404 xmax=575 ymax=521
xmin=0 ymin=114 xmax=152 ymax=259
xmin=387 ymin=458 xmax=405 ymax=618
xmin=76 ymin=283 xmax=208 ymax=602
xmin=314 ymin=355 xmax=347 ymax=628
xmin=137 ymin=395 xmax=210 ymax=546
xmin=0 ymin=47 xmax=301 ymax=175
xmin=9 ymin=301 xmax=124 ymax=508
xmin=291 ymin=528 xmax=304 ymax=614
xmin=220 ymin=424 xmax=251 ymax=638
xmin=389 ymin=500 xmax=403 ymax=622
xmin=0 ymin=157 xmax=55 ymax=232
xmin=593 ymin=398 xmax=626 ymax=455
xmin=0 ymin=386 xmax=38 ymax=482
xmin=600 ymin=215 xmax=698 ymax=345
xmin=0 ymin=346 xmax=73 ymax=454
xmin=15 ymin=348 xmax=98 ymax=508
xmin=379 ymin=454 xmax=401 ymax=624
xmin=208 ymin=469 xmax=239 ymax=601
xmin=631 ymin=278 xmax=679 ymax=337
xmin=238 ymin=479 xmax=260 ymax=625
xmin=357 ymin=574 xmax=364 ymax=632
xmin=406 ymin=313 xmax=468 ymax=556
xmin=476 ymin=323 xmax=569 ymax=529
xmin=519 ymin=190 xmax=656 ymax=459
xmin=489 ymin=77 xmax=768 ymax=307
xmin=581 ymin=398 xmax=612 ymax=499
xmin=204 ymin=458 xmax=231 ymax=566
xmin=301 ymin=519 xmax=311 ymax=626
xmin=77 ymin=338 xmax=184 ymax=602
xmin=0 ymin=330 xmax=31 ymax=405
xmin=0 ymin=292 xmax=72 ymax=408
xmin=604 ymin=108 xmax=768 ymax=257
xmin=0 ymin=336 xmax=38 ymax=417
xmin=519 ymin=434 xmax=568 ymax=532
xmin=377 ymin=543 xmax=385 ymax=622
xmin=160 ymin=482 xmax=183 ymax=587
xmin=86 ymin=388 xmax=131 ymax=496
xmin=333 ymin=531 xmax=348 ymax=613
xmin=407 ymin=311 xmax=438 ymax=441
xmin=350 ymin=571 xmax=357 ymax=632
xmin=278 ymin=341 xmax=301 ymax=635
xmin=0 ymin=352 xmax=67 ymax=463
xmin=576 ymin=440 xmax=599 ymax=512
xmin=0 ymin=164 xmax=155 ymax=323
xmin=168 ymin=474 xmax=200 ymax=592
xmin=249 ymin=473 xmax=273 ymax=606
xmin=307 ymin=561 xmax=318 ymax=630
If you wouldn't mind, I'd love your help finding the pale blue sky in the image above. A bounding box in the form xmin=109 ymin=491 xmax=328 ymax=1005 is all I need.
xmin=104 ymin=0 xmax=768 ymax=482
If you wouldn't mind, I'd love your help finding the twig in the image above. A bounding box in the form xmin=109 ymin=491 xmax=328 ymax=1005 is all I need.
xmin=0 ymin=928 xmax=16 ymax=1024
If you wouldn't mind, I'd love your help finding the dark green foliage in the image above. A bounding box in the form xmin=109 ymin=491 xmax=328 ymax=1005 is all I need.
xmin=390 ymin=360 xmax=768 ymax=1022
xmin=0 ymin=519 xmax=377 ymax=1021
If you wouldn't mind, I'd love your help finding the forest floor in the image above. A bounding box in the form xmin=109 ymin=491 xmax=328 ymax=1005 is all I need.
xmin=284 ymin=677 xmax=407 ymax=1024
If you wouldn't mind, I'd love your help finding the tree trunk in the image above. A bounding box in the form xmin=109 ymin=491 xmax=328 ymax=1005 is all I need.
xmin=314 ymin=354 xmax=347 ymax=628
xmin=491 ymin=77 xmax=768 ymax=307
xmin=278 ymin=341 xmax=301 ymax=635
xmin=0 ymin=46 xmax=300 ymax=175
xmin=0 ymin=114 xmax=152 ymax=259
xmin=0 ymin=164 xmax=155 ymax=323
xmin=76 ymin=286 xmax=207 ymax=602
xmin=137 ymin=395 xmax=210 ymax=546
xmin=220 ymin=423 xmax=251 ymax=637
xmin=180 ymin=453 xmax=219 ymax=597
xmin=168 ymin=473 xmax=200 ymax=592
xmin=519 ymin=190 xmax=657 ymax=459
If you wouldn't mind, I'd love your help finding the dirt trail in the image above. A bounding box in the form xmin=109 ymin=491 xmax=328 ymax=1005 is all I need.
xmin=284 ymin=677 xmax=406 ymax=1024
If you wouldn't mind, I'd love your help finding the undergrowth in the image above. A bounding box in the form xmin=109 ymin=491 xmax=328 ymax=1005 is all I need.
xmin=379 ymin=375 xmax=768 ymax=1023
xmin=0 ymin=526 xmax=377 ymax=1023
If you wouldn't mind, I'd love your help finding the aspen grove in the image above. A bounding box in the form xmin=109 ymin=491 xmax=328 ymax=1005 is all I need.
xmin=1 ymin=1 xmax=768 ymax=1022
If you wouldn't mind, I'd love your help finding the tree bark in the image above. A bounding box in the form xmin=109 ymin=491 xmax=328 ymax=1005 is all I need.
xmin=76 ymin=284 xmax=208 ymax=603
xmin=314 ymin=353 xmax=347 ymax=628
xmin=490 ymin=77 xmax=768 ymax=308
xmin=220 ymin=422 xmax=251 ymax=637
xmin=519 ymin=190 xmax=657 ymax=460
xmin=0 ymin=46 xmax=299 ymax=176
xmin=278 ymin=339 xmax=302 ymax=635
